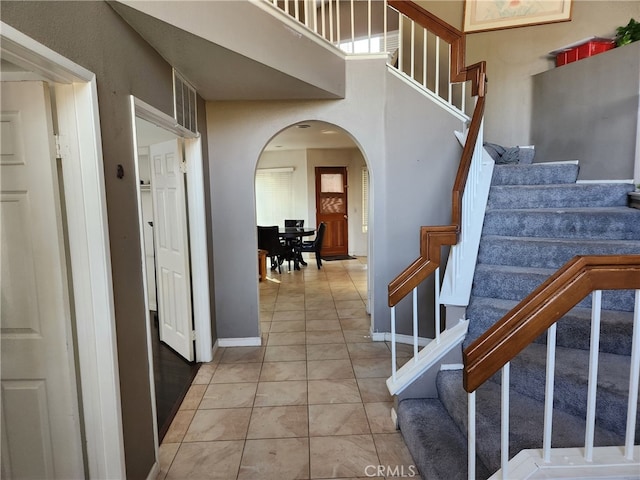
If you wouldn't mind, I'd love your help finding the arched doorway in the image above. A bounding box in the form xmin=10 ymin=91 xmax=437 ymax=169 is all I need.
xmin=254 ymin=120 xmax=371 ymax=337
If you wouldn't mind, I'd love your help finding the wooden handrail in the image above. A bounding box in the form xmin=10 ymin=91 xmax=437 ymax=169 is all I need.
xmin=463 ymin=255 xmax=640 ymax=392
xmin=387 ymin=1 xmax=486 ymax=307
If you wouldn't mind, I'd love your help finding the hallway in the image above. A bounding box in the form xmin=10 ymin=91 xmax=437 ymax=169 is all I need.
xmin=156 ymin=257 xmax=417 ymax=479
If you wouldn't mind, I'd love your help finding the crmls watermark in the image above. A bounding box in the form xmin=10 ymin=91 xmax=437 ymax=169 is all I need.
xmin=364 ymin=464 xmax=418 ymax=477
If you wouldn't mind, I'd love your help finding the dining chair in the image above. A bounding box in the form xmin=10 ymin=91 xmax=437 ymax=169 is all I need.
xmin=284 ymin=219 xmax=304 ymax=228
xmin=257 ymin=225 xmax=288 ymax=274
xmin=298 ymin=222 xmax=326 ymax=269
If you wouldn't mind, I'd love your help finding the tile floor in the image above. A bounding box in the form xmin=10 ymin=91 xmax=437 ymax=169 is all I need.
xmin=157 ymin=257 xmax=418 ymax=479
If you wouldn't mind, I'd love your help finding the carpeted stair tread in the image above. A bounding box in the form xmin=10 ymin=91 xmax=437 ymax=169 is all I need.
xmin=471 ymin=264 xmax=635 ymax=311
xmin=397 ymin=398 xmax=491 ymax=480
xmin=464 ymin=296 xmax=635 ymax=355
xmin=482 ymin=206 xmax=640 ymax=240
xmin=491 ymin=163 xmax=579 ymax=186
xmin=436 ymin=370 xmax=623 ymax=475
xmin=490 ymin=343 xmax=640 ymax=438
xmin=487 ymin=183 xmax=635 ymax=209
xmin=478 ymin=236 xmax=640 ymax=269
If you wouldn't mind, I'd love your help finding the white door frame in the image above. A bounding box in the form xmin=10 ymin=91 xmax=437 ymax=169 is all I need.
xmin=131 ymin=97 xmax=213 ymax=364
xmin=1 ymin=22 xmax=126 ymax=479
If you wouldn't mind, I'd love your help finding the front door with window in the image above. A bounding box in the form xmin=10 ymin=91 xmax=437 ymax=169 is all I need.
xmin=315 ymin=166 xmax=348 ymax=257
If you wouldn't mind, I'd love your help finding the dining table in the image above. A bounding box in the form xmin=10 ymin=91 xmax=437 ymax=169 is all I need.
xmin=278 ymin=226 xmax=316 ymax=270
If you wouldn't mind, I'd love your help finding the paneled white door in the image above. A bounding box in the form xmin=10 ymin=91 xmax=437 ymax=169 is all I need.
xmin=1 ymin=82 xmax=84 ymax=478
xmin=149 ymin=139 xmax=194 ymax=361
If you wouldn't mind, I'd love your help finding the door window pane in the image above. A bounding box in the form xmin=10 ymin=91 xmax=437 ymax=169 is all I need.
xmin=320 ymin=173 xmax=344 ymax=193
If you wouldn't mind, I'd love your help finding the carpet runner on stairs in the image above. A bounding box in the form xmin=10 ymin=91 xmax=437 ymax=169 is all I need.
xmin=397 ymin=162 xmax=640 ymax=479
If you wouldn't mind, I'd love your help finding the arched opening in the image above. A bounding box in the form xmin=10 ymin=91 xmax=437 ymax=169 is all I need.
xmin=254 ymin=120 xmax=372 ymax=341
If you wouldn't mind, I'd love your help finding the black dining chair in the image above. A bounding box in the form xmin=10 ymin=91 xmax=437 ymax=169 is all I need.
xmin=297 ymin=222 xmax=326 ymax=269
xmin=284 ymin=219 xmax=304 ymax=228
xmin=257 ymin=226 xmax=288 ymax=274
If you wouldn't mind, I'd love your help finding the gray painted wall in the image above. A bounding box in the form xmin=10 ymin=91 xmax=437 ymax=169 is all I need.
xmin=1 ymin=2 xmax=197 ymax=477
xmin=531 ymin=41 xmax=640 ymax=180
xmin=206 ymin=58 xmax=465 ymax=340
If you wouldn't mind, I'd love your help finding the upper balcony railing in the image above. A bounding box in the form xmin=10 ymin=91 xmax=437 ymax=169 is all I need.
xmin=265 ymin=0 xmax=482 ymax=117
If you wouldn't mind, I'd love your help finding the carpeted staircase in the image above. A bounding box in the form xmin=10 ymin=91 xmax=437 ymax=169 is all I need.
xmin=397 ymin=162 xmax=640 ymax=479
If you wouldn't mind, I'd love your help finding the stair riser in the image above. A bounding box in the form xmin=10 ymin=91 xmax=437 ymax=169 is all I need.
xmin=482 ymin=209 xmax=640 ymax=240
xmin=478 ymin=237 xmax=640 ymax=269
xmin=492 ymin=354 xmax=640 ymax=439
xmin=471 ymin=269 xmax=636 ymax=311
xmin=488 ymin=184 xmax=634 ymax=209
xmin=465 ymin=301 xmax=634 ymax=356
xmin=491 ymin=164 xmax=579 ymax=186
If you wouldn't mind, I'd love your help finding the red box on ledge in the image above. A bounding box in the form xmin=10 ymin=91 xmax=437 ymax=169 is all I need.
xmin=552 ymin=37 xmax=615 ymax=67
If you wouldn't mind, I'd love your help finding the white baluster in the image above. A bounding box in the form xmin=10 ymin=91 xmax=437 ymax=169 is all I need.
xmin=468 ymin=391 xmax=476 ymax=480
xmin=410 ymin=21 xmax=415 ymax=79
xmin=435 ymin=266 xmax=441 ymax=343
xmin=336 ymin=0 xmax=341 ymax=47
xmin=585 ymin=289 xmax=602 ymax=461
xmin=328 ymin=0 xmax=333 ymax=43
xmin=350 ymin=0 xmax=355 ymax=53
xmin=543 ymin=322 xmax=557 ymax=463
xmin=294 ymin=0 xmax=299 ymax=21
xmin=391 ymin=305 xmax=397 ymax=381
xmin=413 ymin=287 xmax=419 ymax=361
xmin=625 ymin=290 xmax=640 ymax=459
xmin=435 ymin=37 xmax=440 ymax=97
xmin=367 ymin=0 xmax=372 ymax=53
xmin=422 ymin=28 xmax=427 ymax=88
xmin=501 ymin=363 xmax=510 ymax=479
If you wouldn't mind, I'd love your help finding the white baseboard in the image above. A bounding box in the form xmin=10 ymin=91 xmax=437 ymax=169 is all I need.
xmin=145 ymin=462 xmax=159 ymax=480
xmin=370 ymin=330 xmax=431 ymax=347
xmin=217 ymin=337 xmax=262 ymax=347
xmin=577 ymin=178 xmax=635 ymax=184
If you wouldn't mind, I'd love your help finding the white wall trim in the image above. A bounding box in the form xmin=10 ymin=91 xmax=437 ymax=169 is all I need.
xmin=370 ymin=330 xmax=431 ymax=347
xmin=217 ymin=337 xmax=262 ymax=347
xmin=577 ymin=179 xmax=635 ymax=184
xmin=1 ymin=21 xmax=127 ymax=479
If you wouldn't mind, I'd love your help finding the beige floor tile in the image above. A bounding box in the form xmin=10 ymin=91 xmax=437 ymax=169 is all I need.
xmin=306 ymin=320 xmax=342 ymax=331
xmin=270 ymin=320 xmax=306 ymax=333
xmin=309 ymin=403 xmax=371 ymax=436
xmin=220 ymin=346 xmax=266 ymax=364
xmin=309 ymin=435 xmax=379 ymax=479
xmin=373 ymin=433 xmax=417 ymax=476
xmin=334 ymin=299 xmax=366 ymax=310
xmin=308 ymin=379 xmax=361 ymax=404
xmin=307 ymin=359 xmax=354 ymax=380
xmin=178 ymin=384 xmax=206 ymax=411
xmin=264 ymin=344 xmax=307 ymax=362
xmin=238 ymin=437 xmax=310 ymax=480
xmin=337 ymin=307 xmax=369 ymax=319
xmin=260 ymin=361 xmax=307 ymax=381
xmin=304 ymin=299 xmax=336 ymax=310
xmin=183 ymin=408 xmax=251 ymax=441
xmin=305 ymin=309 xmax=339 ymax=321
xmin=247 ymin=405 xmax=308 ymax=439
xmin=357 ymin=378 xmax=393 ymax=403
xmin=164 ymin=440 xmax=244 ymax=480
xmin=351 ymin=357 xmax=391 ymax=379
xmin=331 ymin=291 xmax=363 ymax=301
xmin=346 ymin=342 xmax=390 ymax=359
xmin=191 ymin=364 xmax=216 ymax=385
xmin=267 ymin=331 xmax=306 ymax=346
xmin=272 ymin=310 xmax=306 ymax=321
xmin=211 ymin=362 xmax=262 ymax=383
xmin=306 ymin=330 xmax=345 ymax=345
xmin=156 ymin=442 xmax=179 ymax=480
xmin=306 ymin=343 xmax=349 ymax=361
xmin=254 ymin=380 xmax=308 ymax=406
xmin=275 ymin=300 xmax=306 ymax=311
xmin=260 ymin=321 xmax=271 ymax=334
xmin=364 ymin=402 xmax=396 ymax=434
xmin=343 ymin=330 xmax=374 ymax=343
xmin=163 ymin=410 xmax=195 ymax=443
xmin=340 ymin=318 xmax=372 ymax=331
xmin=200 ymin=383 xmax=257 ymax=409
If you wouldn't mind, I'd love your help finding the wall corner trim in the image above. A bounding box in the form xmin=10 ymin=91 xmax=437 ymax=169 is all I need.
xmin=217 ymin=337 xmax=262 ymax=347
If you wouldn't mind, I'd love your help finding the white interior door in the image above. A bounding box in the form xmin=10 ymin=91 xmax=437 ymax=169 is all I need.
xmin=149 ymin=139 xmax=194 ymax=361
xmin=1 ymin=82 xmax=84 ymax=478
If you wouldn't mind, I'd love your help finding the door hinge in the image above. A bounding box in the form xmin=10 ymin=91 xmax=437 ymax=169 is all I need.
xmin=54 ymin=134 xmax=63 ymax=159
xmin=180 ymin=160 xmax=187 ymax=174
xmin=190 ymin=330 xmax=196 ymax=341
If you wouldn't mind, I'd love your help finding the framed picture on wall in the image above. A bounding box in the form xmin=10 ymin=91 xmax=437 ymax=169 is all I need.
xmin=464 ymin=0 xmax=572 ymax=33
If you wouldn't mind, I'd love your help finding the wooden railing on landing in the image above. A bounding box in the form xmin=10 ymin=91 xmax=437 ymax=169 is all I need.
xmin=463 ymin=254 xmax=640 ymax=392
xmin=387 ymin=1 xmax=486 ymax=307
